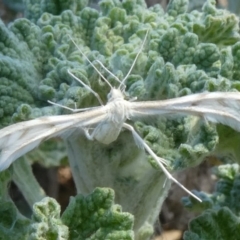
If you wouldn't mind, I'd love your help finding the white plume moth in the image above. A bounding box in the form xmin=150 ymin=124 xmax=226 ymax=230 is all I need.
xmin=1 ymin=31 xmax=240 ymax=203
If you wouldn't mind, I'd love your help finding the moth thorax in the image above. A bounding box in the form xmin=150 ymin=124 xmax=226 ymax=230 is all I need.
xmin=107 ymin=100 xmax=129 ymax=124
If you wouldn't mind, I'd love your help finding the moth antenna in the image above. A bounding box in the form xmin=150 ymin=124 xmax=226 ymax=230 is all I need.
xmin=48 ymin=100 xmax=100 ymax=112
xmin=95 ymin=60 xmax=122 ymax=84
xmin=119 ymin=29 xmax=149 ymax=91
xmin=68 ymin=35 xmax=113 ymax=90
xmin=68 ymin=69 xmax=104 ymax=106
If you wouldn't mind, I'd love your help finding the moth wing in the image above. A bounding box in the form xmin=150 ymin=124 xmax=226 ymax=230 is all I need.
xmin=0 ymin=109 xmax=106 ymax=171
xmin=129 ymin=92 xmax=240 ymax=133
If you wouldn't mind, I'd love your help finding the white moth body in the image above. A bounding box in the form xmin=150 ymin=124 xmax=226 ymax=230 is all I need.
xmin=92 ymin=88 xmax=131 ymax=144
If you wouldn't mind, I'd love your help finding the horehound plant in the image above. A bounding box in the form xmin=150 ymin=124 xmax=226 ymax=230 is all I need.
xmin=1 ymin=0 xmax=240 ymax=239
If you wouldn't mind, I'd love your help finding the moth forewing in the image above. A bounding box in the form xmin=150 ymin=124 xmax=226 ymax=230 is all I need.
xmin=129 ymin=92 xmax=240 ymax=133
xmin=0 ymin=108 xmax=107 ymax=171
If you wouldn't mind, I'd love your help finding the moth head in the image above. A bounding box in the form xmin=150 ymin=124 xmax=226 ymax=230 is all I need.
xmin=107 ymin=88 xmax=124 ymax=102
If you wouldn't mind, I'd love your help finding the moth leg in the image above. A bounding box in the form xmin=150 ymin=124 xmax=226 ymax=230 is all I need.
xmin=124 ymin=124 xmax=168 ymax=166
xmin=83 ymin=128 xmax=95 ymax=141
xmin=123 ymin=123 xmax=202 ymax=202
xmin=48 ymin=100 xmax=100 ymax=113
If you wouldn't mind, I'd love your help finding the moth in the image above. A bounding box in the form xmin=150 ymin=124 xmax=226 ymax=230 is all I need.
xmin=1 ymin=32 xmax=240 ymax=203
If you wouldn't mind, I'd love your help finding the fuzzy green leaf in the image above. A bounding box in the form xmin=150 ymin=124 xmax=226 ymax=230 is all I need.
xmin=184 ymin=207 xmax=240 ymax=240
xmin=61 ymin=188 xmax=134 ymax=240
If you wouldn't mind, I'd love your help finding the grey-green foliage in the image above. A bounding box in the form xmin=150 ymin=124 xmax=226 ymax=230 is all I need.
xmin=0 ymin=200 xmax=30 ymax=240
xmin=0 ymin=187 xmax=132 ymax=240
xmin=182 ymin=164 xmax=240 ymax=213
xmin=0 ymin=172 xmax=30 ymax=240
xmin=25 ymin=139 xmax=68 ymax=167
xmin=1 ymin=0 xmax=240 ymax=239
xmin=214 ymin=164 xmax=240 ymax=214
xmin=62 ymin=188 xmax=134 ymax=240
xmin=183 ymin=207 xmax=240 ymax=240
xmin=29 ymin=197 xmax=69 ymax=240
xmin=182 ymin=163 xmax=240 ymax=239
